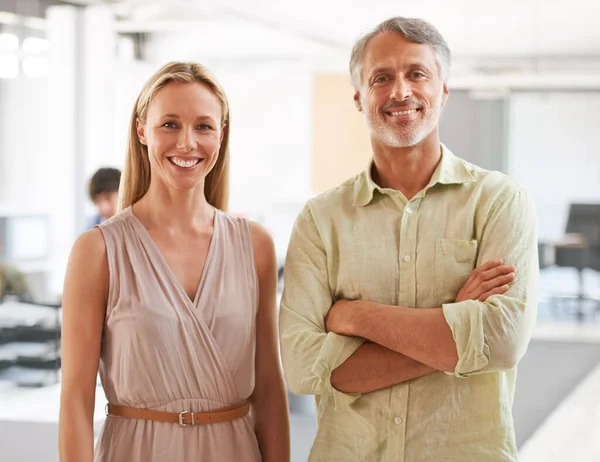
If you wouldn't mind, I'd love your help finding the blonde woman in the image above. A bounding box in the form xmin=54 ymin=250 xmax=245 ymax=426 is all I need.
xmin=58 ymin=62 xmax=290 ymax=462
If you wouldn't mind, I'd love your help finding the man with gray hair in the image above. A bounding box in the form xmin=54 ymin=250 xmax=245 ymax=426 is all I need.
xmin=279 ymin=16 xmax=538 ymax=461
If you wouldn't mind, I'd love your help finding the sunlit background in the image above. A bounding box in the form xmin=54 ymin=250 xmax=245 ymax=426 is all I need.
xmin=0 ymin=0 xmax=600 ymax=461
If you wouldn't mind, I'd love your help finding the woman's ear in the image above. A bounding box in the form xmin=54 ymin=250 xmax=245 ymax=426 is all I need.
xmin=136 ymin=118 xmax=147 ymax=145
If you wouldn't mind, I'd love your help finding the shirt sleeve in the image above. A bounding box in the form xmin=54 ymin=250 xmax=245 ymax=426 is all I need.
xmin=279 ymin=205 xmax=364 ymax=409
xmin=442 ymin=188 xmax=539 ymax=377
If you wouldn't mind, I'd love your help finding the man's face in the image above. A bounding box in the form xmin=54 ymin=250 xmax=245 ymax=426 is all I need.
xmin=355 ymin=32 xmax=448 ymax=148
xmin=94 ymin=191 xmax=119 ymax=221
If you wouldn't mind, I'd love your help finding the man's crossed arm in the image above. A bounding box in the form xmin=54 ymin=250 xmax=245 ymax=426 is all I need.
xmin=327 ymin=261 xmax=515 ymax=393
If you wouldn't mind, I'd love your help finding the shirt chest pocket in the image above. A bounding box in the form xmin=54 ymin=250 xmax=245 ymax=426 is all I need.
xmin=434 ymin=239 xmax=478 ymax=303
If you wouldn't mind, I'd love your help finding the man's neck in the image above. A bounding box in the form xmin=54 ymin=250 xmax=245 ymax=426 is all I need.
xmin=371 ymin=134 xmax=442 ymax=200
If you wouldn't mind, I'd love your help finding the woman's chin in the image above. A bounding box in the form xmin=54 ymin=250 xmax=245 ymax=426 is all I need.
xmin=167 ymin=177 xmax=205 ymax=192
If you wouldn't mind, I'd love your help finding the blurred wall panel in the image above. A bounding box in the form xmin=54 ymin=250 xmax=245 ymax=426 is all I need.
xmin=508 ymin=91 xmax=600 ymax=242
xmin=46 ymin=4 xmax=80 ymax=296
xmin=312 ymin=74 xmax=371 ymax=193
xmin=439 ymin=90 xmax=509 ymax=174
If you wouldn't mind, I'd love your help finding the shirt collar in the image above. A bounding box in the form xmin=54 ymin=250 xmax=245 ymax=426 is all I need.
xmin=353 ymin=143 xmax=476 ymax=207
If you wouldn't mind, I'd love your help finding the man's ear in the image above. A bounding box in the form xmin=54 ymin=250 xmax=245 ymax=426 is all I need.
xmin=353 ymin=91 xmax=362 ymax=112
xmin=136 ymin=118 xmax=147 ymax=145
xmin=441 ymin=82 xmax=449 ymax=107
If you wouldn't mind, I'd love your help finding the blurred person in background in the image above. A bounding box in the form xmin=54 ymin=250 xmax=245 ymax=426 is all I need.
xmin=0 ymin=235 xmax=32 ymax=303
xmin=86 ymin=167 xmax=121 ymax=229
xmin=59 ymin=62 xmax=289 ymax=462
xmin=280 ymin=16 xmax=538 ymax=462
xmin=0 ymin=261 xmax=31 ymax=302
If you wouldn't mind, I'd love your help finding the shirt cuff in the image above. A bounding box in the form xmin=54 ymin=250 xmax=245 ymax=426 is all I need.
xmin=310 ymin=332 xmax=365 ymax=409
xmin=442 ymin=300 xmax=490 ymax=377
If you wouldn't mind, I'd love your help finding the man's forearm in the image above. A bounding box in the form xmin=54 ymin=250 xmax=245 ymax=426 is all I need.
xmin=331 ymin=341 xmax=436 ymax=393
xmin=350 ymin=302 xmax=459 ymax=372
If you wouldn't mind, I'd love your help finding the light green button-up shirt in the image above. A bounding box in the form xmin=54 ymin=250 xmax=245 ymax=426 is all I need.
xmin=279 ymin=145 xmax=539 ymax=462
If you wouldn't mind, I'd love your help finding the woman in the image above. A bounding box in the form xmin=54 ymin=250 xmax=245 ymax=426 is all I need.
xmin=58 ymin=62 xmax=290 ymax=462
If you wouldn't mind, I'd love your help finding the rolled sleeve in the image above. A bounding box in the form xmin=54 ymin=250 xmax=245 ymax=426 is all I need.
xmin=310 ymin=332 xmax=364 ymax=408
xmin=442 ymin=299 xmax=489 ymax=377
xmin=279 ymin=205 xmax=364 ymax=409
xmin=442 ymin=187 xmax=539 ymax=377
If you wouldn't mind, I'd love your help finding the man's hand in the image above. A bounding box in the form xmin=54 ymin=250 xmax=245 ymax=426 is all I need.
xmin=456 ymin=260 xmax=515 ymax=303
xmin=325 ymin=299 xmax=358 ymax=336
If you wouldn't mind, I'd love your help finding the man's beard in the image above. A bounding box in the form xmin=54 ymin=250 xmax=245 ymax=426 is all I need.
xmin=364 ymin=98 xmax=440 ymax=148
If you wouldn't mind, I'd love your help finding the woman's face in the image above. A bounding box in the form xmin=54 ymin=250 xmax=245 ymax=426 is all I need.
xmin=137 ymin=81 xmax=224 ymax=192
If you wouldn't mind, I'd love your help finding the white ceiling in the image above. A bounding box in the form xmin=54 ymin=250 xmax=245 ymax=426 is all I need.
xmin=60 ymin=0 xmax=600 ymax=81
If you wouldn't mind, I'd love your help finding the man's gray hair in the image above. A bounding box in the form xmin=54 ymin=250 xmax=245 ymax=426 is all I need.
xmin=349 ymin=17 xmax=451 ymax=90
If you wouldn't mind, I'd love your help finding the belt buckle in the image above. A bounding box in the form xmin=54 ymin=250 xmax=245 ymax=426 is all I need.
xmin=178 ymin=411 xmax=195 ymax=427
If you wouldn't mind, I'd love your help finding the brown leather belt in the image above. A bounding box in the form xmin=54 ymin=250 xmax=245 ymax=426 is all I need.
xmin=106 ymin=400 xmax=250 ymax=426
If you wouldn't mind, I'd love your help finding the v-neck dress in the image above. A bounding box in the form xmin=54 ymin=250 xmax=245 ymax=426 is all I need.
xmin=94 ymin=207 xmax=261 ymax=462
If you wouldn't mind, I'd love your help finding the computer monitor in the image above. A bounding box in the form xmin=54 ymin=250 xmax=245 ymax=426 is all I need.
xmin=0 ymin=215 xmax=50 ymax=262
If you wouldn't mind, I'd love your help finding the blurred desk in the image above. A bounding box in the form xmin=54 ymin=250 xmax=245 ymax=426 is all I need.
xmin=0 ymin=382 xmax=107 ymax=462
xmin=541 ymin=234 xmax=600 ymax=321
xmin=0 ymin=301 xmax=62 ymax=386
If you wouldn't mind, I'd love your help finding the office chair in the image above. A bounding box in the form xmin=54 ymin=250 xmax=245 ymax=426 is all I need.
xmin=553 ymin=203 xmax=600 ymax=320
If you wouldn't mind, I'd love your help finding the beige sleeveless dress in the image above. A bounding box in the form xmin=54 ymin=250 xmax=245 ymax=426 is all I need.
xmin=94 ymin=207 xmax=262 ymax=462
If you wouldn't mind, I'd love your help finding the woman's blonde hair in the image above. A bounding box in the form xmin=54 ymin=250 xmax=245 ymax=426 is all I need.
xmin=119 ymin=62 xmax=230 ymax=211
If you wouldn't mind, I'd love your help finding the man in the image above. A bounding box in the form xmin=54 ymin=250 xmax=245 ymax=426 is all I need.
xmin=86 ymin=167 xmax=121 ymax=229
xmin=279 ymin=17 xmax=538 ymax=462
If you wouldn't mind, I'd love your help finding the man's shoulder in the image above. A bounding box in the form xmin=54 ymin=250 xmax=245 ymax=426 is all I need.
xmin=303 ymin=172 xmax=363 ymax=217
xmin=458 ymin=158 xmax=528 ymax=199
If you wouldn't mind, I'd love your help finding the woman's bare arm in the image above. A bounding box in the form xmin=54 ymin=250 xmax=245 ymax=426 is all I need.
xmin=58 ymin=229 xmax=108 ymax=462
xmin=249 ymin=222 xmax=290 ymax=462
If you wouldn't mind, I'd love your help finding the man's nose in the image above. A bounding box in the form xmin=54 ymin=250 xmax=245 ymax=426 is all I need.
xmin=390 ymin=77 xmax=412 ymax=101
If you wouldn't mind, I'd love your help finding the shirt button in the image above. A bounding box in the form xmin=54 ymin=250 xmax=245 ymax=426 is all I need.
xmin=394 ymin=417 xmax=403 ymax=424
xmin=403 ymin=255 xmax=411 ymax=262
xmin=406 ymin=207 xmax=413 ymax=214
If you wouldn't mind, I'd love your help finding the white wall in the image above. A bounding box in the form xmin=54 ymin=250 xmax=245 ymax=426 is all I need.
xmin=231 ymin=62 xmax=313 ymax=256
xmin=216 ymin=62 xmax=313 ymax=209
xmin=211 ymin=62 xmax=314 ymax=257
xmin=80 ymin=6 xmax=119 ymax=179
xmin=507 ymin=92 xmax=600 ymax=242
xmin=0 ymin=77 xmax=49 ymax=211
xmin=112 ymin=62 xmax=156 ymax=162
